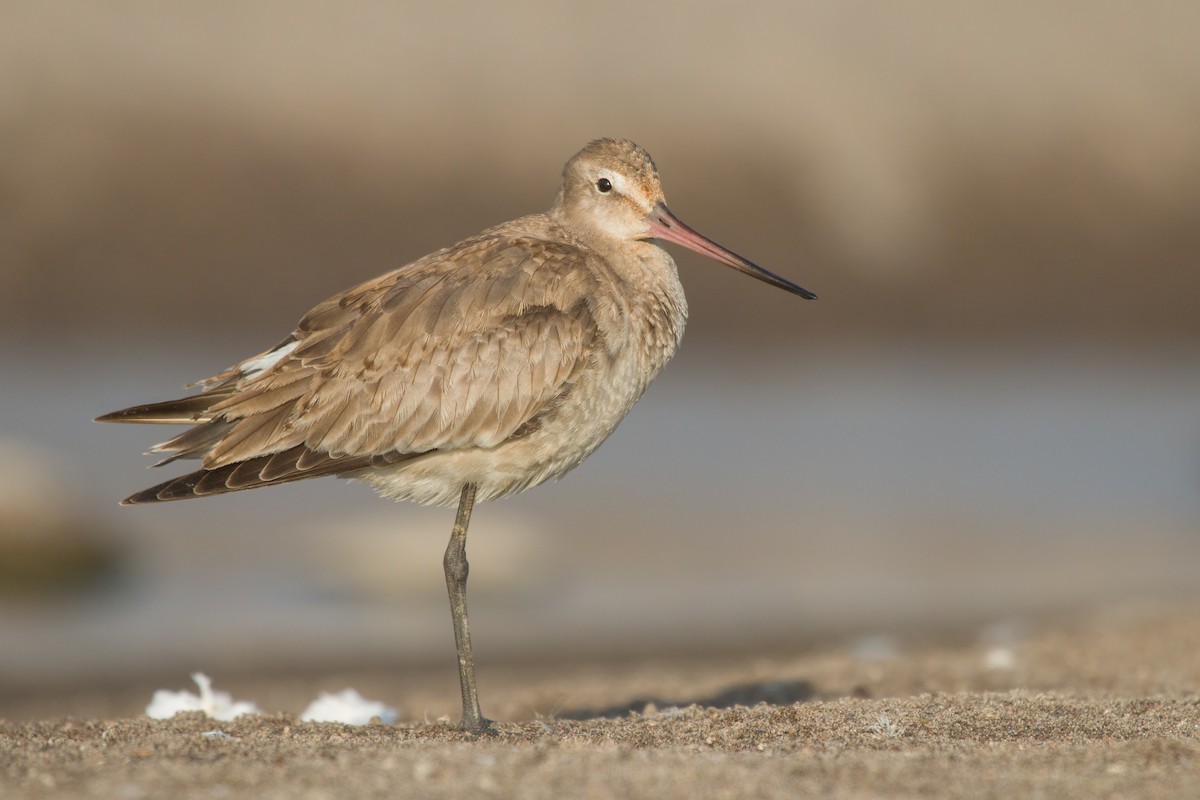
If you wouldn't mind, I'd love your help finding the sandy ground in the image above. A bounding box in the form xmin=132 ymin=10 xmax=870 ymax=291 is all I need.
xmin=2 ymin=600 xmax=1198 ymax=799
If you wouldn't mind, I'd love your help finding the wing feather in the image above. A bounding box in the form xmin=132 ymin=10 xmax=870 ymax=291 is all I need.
xmin=102 ymin=220 xmax=604 ymax=502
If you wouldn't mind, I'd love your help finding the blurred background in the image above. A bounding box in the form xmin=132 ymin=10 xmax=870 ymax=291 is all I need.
xmin=1 ymin=2 xmax=1198 ymax=712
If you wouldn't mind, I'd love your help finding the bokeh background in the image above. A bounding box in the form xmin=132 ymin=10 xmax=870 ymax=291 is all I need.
xmin=2 ymin=2 xmax=1198 ymax=710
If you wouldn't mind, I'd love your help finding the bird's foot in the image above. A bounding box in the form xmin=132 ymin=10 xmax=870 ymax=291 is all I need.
xmin=459 ymin=715 xmax=496 ymax=736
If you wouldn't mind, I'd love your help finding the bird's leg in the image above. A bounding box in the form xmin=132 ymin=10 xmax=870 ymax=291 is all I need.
xmin=443 ymin=482 xmax=492 ymax=734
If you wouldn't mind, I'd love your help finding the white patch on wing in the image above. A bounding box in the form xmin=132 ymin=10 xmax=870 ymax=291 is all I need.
xmin=240 ymin=340 xmax=299 ymax=377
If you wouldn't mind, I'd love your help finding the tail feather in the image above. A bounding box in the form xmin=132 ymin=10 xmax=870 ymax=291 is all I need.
xmin=120 ymin=445 xmax=421 ymax=504
xmin=96 ymin=394 xmax=225 ymax=425
xmin=99 ymin=342 xmax=425 ymax=503
xmin=149 ymin=421 xmax=235 ymax=466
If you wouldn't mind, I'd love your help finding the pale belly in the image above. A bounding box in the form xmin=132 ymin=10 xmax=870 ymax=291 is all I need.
xmin=356 ymin=342 xmax=670 ymax=507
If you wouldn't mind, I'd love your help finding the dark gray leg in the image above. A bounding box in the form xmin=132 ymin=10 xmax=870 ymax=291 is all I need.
xmin=443 ymin=483 xmax=492 ymax=733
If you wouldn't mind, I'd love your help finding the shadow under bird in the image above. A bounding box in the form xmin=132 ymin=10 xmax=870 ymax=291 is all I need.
xmin=97 ymin=138 xmax=816 ymax=734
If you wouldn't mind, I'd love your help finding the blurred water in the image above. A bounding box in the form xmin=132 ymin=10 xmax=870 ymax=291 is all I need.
xmin=1 ymin=342 xmax=1197 ymax=689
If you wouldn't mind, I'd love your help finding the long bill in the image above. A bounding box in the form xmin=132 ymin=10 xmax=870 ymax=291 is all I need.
xmin=645 ymin=203 xmax=817 ymax=299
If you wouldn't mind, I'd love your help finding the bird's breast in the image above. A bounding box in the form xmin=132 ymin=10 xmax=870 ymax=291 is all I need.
xmin=359 ymin=255 xmax=688 ymax=508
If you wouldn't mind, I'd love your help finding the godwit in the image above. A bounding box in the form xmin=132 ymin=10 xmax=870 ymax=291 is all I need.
xmin=98 ymin=138 xmax=816 ymax=733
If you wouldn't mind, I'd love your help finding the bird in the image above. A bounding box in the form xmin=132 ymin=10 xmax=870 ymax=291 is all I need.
xmin=97 ymin=137 xmax=816 ymax=734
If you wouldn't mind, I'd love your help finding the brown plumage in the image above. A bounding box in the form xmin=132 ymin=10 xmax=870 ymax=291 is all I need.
xmin=97 ymin=138 xmax=815 ymax=731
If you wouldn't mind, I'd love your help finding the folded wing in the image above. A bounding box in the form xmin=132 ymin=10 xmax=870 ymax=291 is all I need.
xmin=100 ymin=231 xmax=601 ymax=503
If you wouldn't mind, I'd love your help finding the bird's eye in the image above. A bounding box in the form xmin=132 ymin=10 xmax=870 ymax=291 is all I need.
xmin=596 ymin=177 xmax=612 ymax=193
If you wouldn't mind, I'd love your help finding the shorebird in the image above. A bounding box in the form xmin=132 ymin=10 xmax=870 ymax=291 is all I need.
xmin=97 ymin=138 xmax=816 ymax=733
